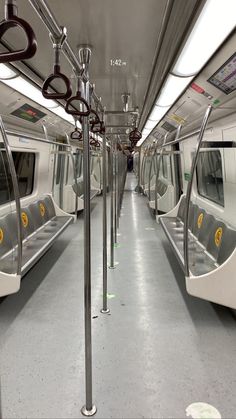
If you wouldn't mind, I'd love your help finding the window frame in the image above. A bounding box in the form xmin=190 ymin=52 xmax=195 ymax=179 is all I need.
xmin=196 ymin=149 xmax=224 ymax=207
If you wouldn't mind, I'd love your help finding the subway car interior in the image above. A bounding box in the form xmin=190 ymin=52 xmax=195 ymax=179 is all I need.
xmin=0 ymin=0 xmax=235 ymax=418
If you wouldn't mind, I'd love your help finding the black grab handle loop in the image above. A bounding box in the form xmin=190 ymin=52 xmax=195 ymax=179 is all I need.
xmin=129 ymin=128 xmax=142 ymax=142
xmin=0 ymin=1 xmax=37 ymax=63
xmin=65 ymin=77 xmax=90 ymax=117
xmin=89 ymin=109 xmax=100 ymax=125
xmin=70 ymin=126 xmax=83 ymax=141
xmin=90 ymin=138 xmax=100 ymax=148
xmin=42 ymin=29 xmax=72 ymax=100
xmin=42 ymin=64 xmax=72 ymax=100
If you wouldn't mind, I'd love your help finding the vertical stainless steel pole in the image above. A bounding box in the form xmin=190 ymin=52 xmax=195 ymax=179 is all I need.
xmin=154 ymin=134 xmax=168 ymax=215
xmin=184 ymin=105 xmax=212 ymax=277
xmin=101 ymin=109 xmax=110 ymax=314
xmin=80 ymin=49 xmax=97 ymax=418
xmin=114 ymin=136 xmax=118 ymax=244
xmin=109 ymin=137 xmax=115 ymax=269
xmin=135 ymin=149 xmax=142 ymax=193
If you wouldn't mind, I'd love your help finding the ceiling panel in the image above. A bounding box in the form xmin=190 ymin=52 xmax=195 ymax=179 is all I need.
xmin=0 ymin=0 xmax=203 ymax=140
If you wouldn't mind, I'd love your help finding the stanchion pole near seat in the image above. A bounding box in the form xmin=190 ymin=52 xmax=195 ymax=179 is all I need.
xmin=114 ymin=136 xmax=118 ymax=245
xmin=154 ymin=133 xmax=168 ymax=215
xmin=184 ymin=105 xmax=212 ymax=278
xmin=101 ymin=108 xmax=110 ymax=314
xmin=78 ymin=47 xmax=97 ymax=417
xmin=109 ymin=134 xmax=115 ymax=269
xmin=0 ymin=117 xmax=22 ymax=275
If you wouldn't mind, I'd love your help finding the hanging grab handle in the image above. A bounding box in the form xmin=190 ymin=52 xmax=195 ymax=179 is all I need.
xmin=70 ymin=126 xmax=83 ymax=141
xmin=42 ymin=28 xmax=72 ymax=100
xmin=0 ymin=0 xmax=37 ymax=63
xmin=65 ymin=77 xmax=90 ymax=116
xmin=129 ymin=128 xmax=142 ymax=142
xmin=89 ymin=109 xmax=100 ymax=126
xmin=90 ymin=137 xmax=100 ymax=148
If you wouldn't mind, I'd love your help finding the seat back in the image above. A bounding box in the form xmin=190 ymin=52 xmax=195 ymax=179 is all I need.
xmin=206 ymin=220 xmax=226 ymax=261
xmin=43 ymin=196 xmax=56 ymax=218
xmin=20 ymin=207 xmax=35 ymax=240
xmin=197 ymin=213 xmax=215 ymax=247
xmin=0 ymin=216 xmax=15 ymax=258
xmin=191 ymin=207 xmax=206 ymax=238
xmin=217 ymin=226 xmax=236 ymax=265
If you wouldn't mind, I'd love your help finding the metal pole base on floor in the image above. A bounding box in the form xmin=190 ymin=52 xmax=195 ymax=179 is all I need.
xmin=81 ymin=405 xmax=97 ymax=417
xmin=100 ymin=308 xmax=110 ymax=314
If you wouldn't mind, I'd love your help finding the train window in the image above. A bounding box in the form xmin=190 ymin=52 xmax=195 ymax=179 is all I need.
xmin=0 ymin=150 xmax=12 ymax=205
xmin=196 ymin=150 xmax=224 ymax=207
xmin=13 ymin=152 xmax=35 ymax=197
xmin=0 ymin=151 xmax=35 ymax=204
xmin=74 ymin=150 xmax=83 ymax=178
xmin=161 ymin=156 xmax=168 ymax=179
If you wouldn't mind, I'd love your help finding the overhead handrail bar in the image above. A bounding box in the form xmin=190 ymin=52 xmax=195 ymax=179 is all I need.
xmin=0 ymin=117 xmax=22 ymax=275
xmin=0 ymin=0 xmax=37 ymax=63
xmin=5 ymin=129 xmax=71 ymax=147
xmin=155 ymin=126 xmax=213 ymax=150
xmin=183 ymin=105 xmax=212 ymax=277
xmin=28 ymin=0 xmax=102 ymax=111
xmin=42 ymin=27 xmax=72 ymax=100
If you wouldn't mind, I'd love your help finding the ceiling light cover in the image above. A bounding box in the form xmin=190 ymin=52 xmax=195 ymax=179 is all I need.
xmin=52 ymin=106 xmax=75 ymax=125
xmin=156 ymin=74 xmax=193 ymax=107
xmin=173 ymin=0 xmax=236 ymax=76
xmin=2 ymin=76 xmax=59 ymax=109
xmin=0 ymin=64 xmax=17 ymax=80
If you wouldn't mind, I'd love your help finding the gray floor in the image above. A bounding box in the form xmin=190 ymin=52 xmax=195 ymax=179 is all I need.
xmin=0 ymin=173 xmax=236 ymax=419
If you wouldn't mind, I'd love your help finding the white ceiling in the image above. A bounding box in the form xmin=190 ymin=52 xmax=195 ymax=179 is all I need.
xmin=0 ymin=0 xmax=204 ymax=138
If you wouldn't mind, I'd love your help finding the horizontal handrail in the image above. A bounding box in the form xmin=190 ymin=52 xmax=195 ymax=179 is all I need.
xmin=28 ymin=0 xmax=103 ymax=111
xmin=5 ymin=129 xmax=71 ymax=148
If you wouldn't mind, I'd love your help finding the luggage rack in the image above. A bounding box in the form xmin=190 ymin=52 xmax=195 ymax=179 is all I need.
xmin=159 ymin=106 xmax=236 ymax=309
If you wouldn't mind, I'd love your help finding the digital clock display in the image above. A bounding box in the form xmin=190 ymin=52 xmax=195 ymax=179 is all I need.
xmin=110 ymin=59 xmax=127 ymax=67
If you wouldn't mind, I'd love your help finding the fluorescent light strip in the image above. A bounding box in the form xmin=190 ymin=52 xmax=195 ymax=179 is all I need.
xmin=0 ymin=66 xmax=74 ymax=125
xmin=173 ymin=0 xmax=236 ymax=76
xmin=51 ymin=106 xmax=75 ymax=125
xmin=156 ymin=74 xmax=193 ymax=107
xmin=0 ymin=63 xmax=18 ymax=80
xmin=140 ymin=0 xmax=236 ymax=147
xmin=2 ymin=76 xmax=59 ymax=109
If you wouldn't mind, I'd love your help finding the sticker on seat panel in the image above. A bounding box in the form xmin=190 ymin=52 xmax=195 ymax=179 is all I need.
xmin=215 ymin=227 xmax=223 ymax=247
xmin=21 ymin=212 xmax=29 ymax=228
xmin=197 ymin=213 xmax=204 ymax=229
xmin=0 ymin=228 xmax=4 ymax=244
xmin=39 ymin=203 xmax=46 ymax=217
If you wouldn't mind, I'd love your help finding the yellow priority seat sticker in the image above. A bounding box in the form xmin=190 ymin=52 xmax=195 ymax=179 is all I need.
xmin=21 ymin=212 xmax=29 ymax=228
xmin=0 ymin=228 xmax=4 ymax=244
xmin=197 ymin=213 xmax=204 ymax=229
xmin=39 ymin=203 xmax=46 ymax=217
xmin=215 ymin=227 xmax=223 ymax=247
